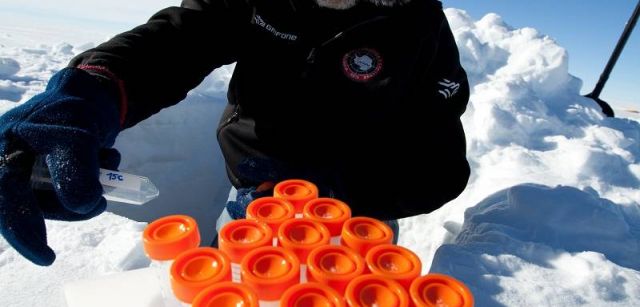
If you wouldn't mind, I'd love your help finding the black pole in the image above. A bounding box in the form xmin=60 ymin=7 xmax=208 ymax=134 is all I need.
xmin=586 ymin=0 xmax=640 ymax=117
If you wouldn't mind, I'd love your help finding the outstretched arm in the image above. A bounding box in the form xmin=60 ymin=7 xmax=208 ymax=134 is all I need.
xmin=70 ymin=0 xmax=251 ymax=128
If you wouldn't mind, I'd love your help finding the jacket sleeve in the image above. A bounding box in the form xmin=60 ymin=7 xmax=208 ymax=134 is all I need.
xmin=69 ymin=0 xmax=251 ymax=128
xmin=432 ymin=11 xmax=470 ymax=117
xmin=416 ymin=6 xmax=470 ymax=118
xmin=393 ymin=5 xmax=470 ymax=218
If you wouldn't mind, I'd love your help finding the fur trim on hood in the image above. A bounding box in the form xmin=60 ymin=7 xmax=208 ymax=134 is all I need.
xmin=315 ymin=0 xmax=412 ymax=10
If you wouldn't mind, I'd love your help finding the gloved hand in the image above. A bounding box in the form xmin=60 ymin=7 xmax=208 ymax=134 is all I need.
xmin=0 ymin=67 xmax=122 ymax=266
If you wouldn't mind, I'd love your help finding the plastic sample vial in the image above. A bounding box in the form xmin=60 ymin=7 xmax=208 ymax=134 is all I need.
xmin=31 ymin=156 xmax=159 ymax=205
xmin=345 ymin=274 xmax=409 ymax=307
xmin=277 ymin=218 xmax=331 ymax=282
xmin=273 ymin=179 xmax=319 ymax=216
xmin=218 ymin=219 xmax=273 ymax=282
xmin=281 ymin=282 xmax=346 ymax=307
xmin=240 ymin=246 xmax=301 ymax=307
xmin=169 ymin=247 xmax=232 ymax=304
xmin=303 ymin=198 xmax=351 ymax=245
xmin=341 ymin=217 xmax=393 ymax=257
xmin=142 ymin=215 xmax=202 ymax=306
xmin=365 ymin=244 xmax=422 ymax=291
xmin=65 ymin=215 xmax=203 ymax=307
xmin=246 ymin=197 xmax=296 ymax=245
xmin=409 ymin=274 xmax=474 ymax=307
xmin=306 ymin=245 xmax=366 ymax=295
xmin=191 ymin=282 xmax=259 ymax=307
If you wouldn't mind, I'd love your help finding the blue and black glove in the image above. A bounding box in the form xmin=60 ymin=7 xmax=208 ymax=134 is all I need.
xmin=0 ymin=68 xmax=122 ymax=265
xmin=227 ymin=157 xmax=337 ymax=219
xmin=225 ymin=186 xmax=274 ymax=220
xmin=226 ymin=157 xmax=291 ymax=219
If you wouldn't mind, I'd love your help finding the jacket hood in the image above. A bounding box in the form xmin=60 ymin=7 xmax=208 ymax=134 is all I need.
xmin=315 ymin=0 xmax=412 ymax=10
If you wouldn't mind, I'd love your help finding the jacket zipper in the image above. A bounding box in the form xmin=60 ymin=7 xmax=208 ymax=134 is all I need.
xmin=305 ymin=15 xmax=389 ymax=65
xmin=219 ymin=105 xmax=240 ymax=132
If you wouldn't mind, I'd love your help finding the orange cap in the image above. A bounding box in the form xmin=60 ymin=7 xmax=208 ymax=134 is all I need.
xmin=281 ymin=282 xmax=346 ymax=307
xmin=273 ymin=179 xmax=319 ymax=213
xmin=277 ymin=218 xmax=331 ymax=264
xmin=341 ymin=217 xmax=394 ymax=257
xmin=307 ymin=245 xmax=366 ymax=295
xmin=365 ymin=245 xmax=422 ymax=290
xmin=303 ymin=198 xmax=352 ymax=236
xmin=142 ymin=215 xmax=200 ymax=261
xmin=240 ymin=246 xmax=301 ymax=301
xmin=246 ymin=197 xmax=296 ymax=234
xmin=218 ymin=219 xmax=273 ymax=263
xmin=409 ymin=274 xmax=473 ymax=307
xmin=345 ymin=275 xmax=410 ymax=307
xmin=192 ymin=282 xmax=259 ymax=307
xmin=170 ymin=247 xmax=231 ymax=303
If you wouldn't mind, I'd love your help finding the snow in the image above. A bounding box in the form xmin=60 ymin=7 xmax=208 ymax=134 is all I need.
xmin=0 ymin=57 xmax=20 ymax=78
xmin=0 ymin=212 xmax=149 ymax=307
xmin=0 ymin=4 xmax=639 ymax=307
xmin=430 ymin=184 xmax=640 ymax=306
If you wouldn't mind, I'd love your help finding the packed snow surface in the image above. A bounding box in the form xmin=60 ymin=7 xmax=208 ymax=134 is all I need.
xmin=0 ymin=6 xmax=639 ymax=307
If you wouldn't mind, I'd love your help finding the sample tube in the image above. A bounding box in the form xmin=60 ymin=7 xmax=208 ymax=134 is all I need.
xmin=345 ymin=274 xmax=409 ymax=307
xmin=303 ymin=198 xmax=351 ymax=245
xmin=191 ymin=282 xmax=259 ymax=307
xmin=218 ymin=219 xmax=273 ymax=282
xmin=306 ymin=245 xmax=366 ymax=295
xmin=241 ymin=246 xmax=301 ymax=307
xmin=273 ymin=179 xmax=319 ymax=216
xmin=246 ymin=197 xmax=296 ymax=246
xmin=170 ymin=247 xmax=232 ymax=304
xmin=409 ymin=274 xmax=474 ymax=307
xmin=277 ymin=218 xmax=331 ymax=282
xmin=281 ymin=282 xmax=346 ymax=307
xmin=365 ymin=244 xmax=422 ymax=291
xmin=31 ymin=156 xmax=159 ymax=205
xmin=341 ymin=217 xmax=394 ymax=257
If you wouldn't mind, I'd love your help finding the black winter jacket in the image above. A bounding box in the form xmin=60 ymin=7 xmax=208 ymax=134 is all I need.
xmin=70 ymin=0 xmax=470 ymax=220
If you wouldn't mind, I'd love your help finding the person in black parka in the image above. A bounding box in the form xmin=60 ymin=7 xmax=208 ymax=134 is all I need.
xmin=0 ymin=0 xmax=470 ymax=265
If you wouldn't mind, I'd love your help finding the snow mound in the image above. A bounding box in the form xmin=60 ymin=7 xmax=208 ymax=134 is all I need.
xmin=399 ymin=8 xmax=639 ymax=267
xmin=450 ymin=7 xmax=640 ymax=205
xmin=0 ymin=43 xmax=72 ymax=110
xmin=430 ymin=184 xmax=640 ymax=306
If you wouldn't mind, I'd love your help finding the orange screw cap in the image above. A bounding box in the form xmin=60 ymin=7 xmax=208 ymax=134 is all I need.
xmin=345 ymin=274 xmax=410 ymax=307
xmin=409 ymin=274 xmax=473 ymax=307
xmin=142 ymin=215 xmax=200 ymax=261
xmin=273 ymin=179 xmax=319 ymax=213
xmin=170 ymin=247 xmax=231 ymax=303
xmin=218 ymin=219 xmax=273 ymax=263
xmin=240 ymin=246 xmax=301 ymax=301
xmin=281 ymin=282 xmax=346 ymax=307
xmin=341 ymin=217 xmax=394 ymax=257
xmin=307 ymin=245 xmax=366 ymax=295
xmin=191 ymin=282 xmax=259 ymax=307
xmin=303 ymin=198 xmax=352 ymax=236
xmin=246 ymin=197 xmax=295 ymax=234
xmin=365 ymin=244 xmax=422 ymax=290
xmin=278 ymin=218 xmax=331 ymax=264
